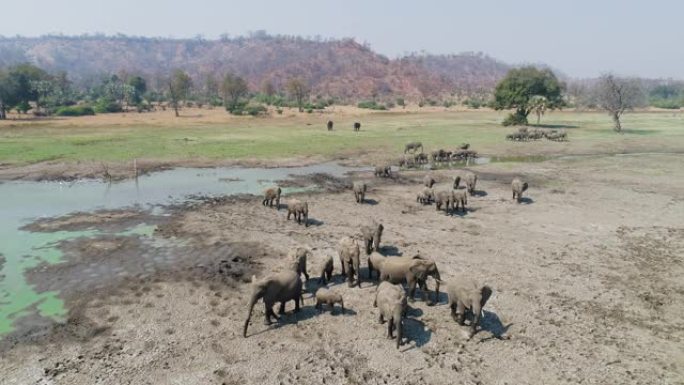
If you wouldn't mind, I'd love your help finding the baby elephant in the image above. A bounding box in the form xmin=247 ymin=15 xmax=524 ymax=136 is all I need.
xmin=511 ymin=178 xmax=529 ymax=203
xmin=374 ymin=165 xmax=391 ymax=178
xmin=463 ymin=172 xmax=477 ymax=195
xmin=318 ymin=255 xmax=334 ymax=285
xmin=262 ymin=186 xmax=281 ymax=209
xmin=423 ymin=174 xmax=436 ymax=188
xmin=442 ymin=277 xmax=493 ymax=339
xmin=315 ymin=288 xmax=344 ymax=314
xmin=360 ymin=222 xmax=383 ymax=255
xmin=450 ymin=189 xmax=468 ymax=213
xmin=416 ymin=188 xmax=433 ymax=205
xmin=435 ymin=190 xmax=451 ymax=213
xmin=374 ymin=281 xmax=407 ymax=349
xmin=286 ymin=199 xmax=309 ymax=227
xmin=287 ymin=247 xmax=311 ymax=282
xmin=353 ymin=182 xmax=367 ymax=203
xmin=338 ymin=236 xmax=361 ymax=287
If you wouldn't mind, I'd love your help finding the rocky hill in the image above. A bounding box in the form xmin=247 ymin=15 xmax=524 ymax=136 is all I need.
xmin=0 ymin=34 xmax=511 ymax=100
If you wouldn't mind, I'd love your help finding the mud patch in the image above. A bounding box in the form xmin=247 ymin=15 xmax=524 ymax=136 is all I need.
xmin=276 ymin=172 xmax=351 ymax=193
xmin=21 ymin=209 xmax=164 ymax=233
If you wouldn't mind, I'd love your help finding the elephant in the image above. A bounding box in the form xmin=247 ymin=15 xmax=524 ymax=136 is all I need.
xmin=441 ymin=277 xmax=493 ymax=339
xmin=435 ymin=190 xmax=451 ymax=213
xmin=315 ymin=288 xmax=344 ymax=314
xmin=511 ymin=178 xmax=528 ymax=203
xmin=337 ymin=236 xmax=361 ymax=287
xmin=430 ymin=150 xmax=441 ymax=163
xmin=352 ymin=182 xmax=367 ymax=203
xmin=377 ymin=255 xmax=441 ymax=305
xmin=463 ymin=172 xmax=477 ymax=195
xmin=354 ymin=122 xmax=361 ymax=131
xmin=404 ymin=141 xmax=423 ymax=154
xmin=414 ymin=153 xmax=428 ymax=164
xmin=373 ymin=281 xmax=407 ymax=349
xmin=459 ymin=143 xmax=470 ymax=150
xmin=453 ymin=175 xmax=462 ymax=190
xmin=416 ymin=188 xmax=433 ymax=205
xmin=327 ymin=120 xmax=333 ymax=131
xmin=286 ymin=199 xmax=309 ymax=226
xmin=450 ymin=189 xmax=468 ymax=213
xmin=423 ymin=174 xmax=436 ymax=188
xmin=243 ymin=271 xmax=303 ymax=337
xmin=374 ymin=165 xmax=391 ymax=178
xmin=287 ymin=247 xmax=311 ymax=282
xmin=367 ymin=251 xmax=386 ymax=280
xmin=318 ymin=255 xmax=334 ymax=285
xmin=262 ymin=186 xmax=281 ymax=209
xmin=360 ymin=222 xmax=383 ymax=255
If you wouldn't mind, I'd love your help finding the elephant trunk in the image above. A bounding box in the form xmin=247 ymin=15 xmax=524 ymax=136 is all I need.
xmin=243 ymin=292 xmax=259 ymax=337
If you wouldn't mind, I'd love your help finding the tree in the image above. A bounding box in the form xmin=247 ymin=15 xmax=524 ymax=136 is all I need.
xmin=286 ymin=78 xmax=309 ymax=112
xmin=127 ymin=76 xmax=147 ymax=105
xmin=492 ymin=66 xmax=564 ymax=126
xmin=596 ymin=74 xmax=645 ymax=133
xmin=168 ymin=70 xmax=192 ymax=117
xmin=528 ymin=95 xmax=548 ymax=125
xmin=261 ymin=79 xmax=276 ymax=97
xmin=221 ymin=73 xmax=248 ymax=112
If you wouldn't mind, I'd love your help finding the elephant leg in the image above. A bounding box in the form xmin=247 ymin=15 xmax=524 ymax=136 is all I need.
xmin=287 ymin=211 xmax=292 ymax=220
xmin=419 ymin=281 xmax=433 ymax=305
xmin=387 ymin=318 xmax=394 ymax=338
xmin=315 ymin=300 xmax=321 ymax=312
xmin=303 ymin=271 xmax=310 ymax=281
xmin=264 ymin=301 xmax=275 ymax=325
xmin=456 ymin=302 xmax=466 ymax=325
xmin=294 ymin=296 xmax=301 ymax=313
xmin=340 ymin=258 xmax=346 ymax=276
xmin=407 ymin=279 xmax=417 ymax=302
xmin=352 ymin=258 xmax=361 ymax=287
xmin=279 ymin=301 xmax=286 ymax=315
xmin=450 ymin=303 xmax=459 ymax=322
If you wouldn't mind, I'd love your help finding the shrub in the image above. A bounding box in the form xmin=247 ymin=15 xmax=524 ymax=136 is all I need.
xmin=93 ymin=98 xmax=123 ymax=113
xmin=418 ymin=100 xmax=425 ymax=108
xmin=396 ymin=98 xmax=405 ymax=107
xmin=502 ymin=112 xmax=528 ymax=126
xmin=276 ymin=108 xmax=283 ymax=115
xmin=55 ymin=105 xmax=95 ymax=116
xmin=244 ymin=104 xmax=267 ymax=116
xmin=306 ymin=108 xmax=313 ymax=113
xmin=357 ymin=100 xmax=387 ymax=110
xmin=427 ymin=99 xmax=438 ymax=106
xmin=650 ymin=98 xmax=682 ymax=109
xmin=385 ymin=101 xmax=395 ymax=109
xmin=443 ymin=100 xmax=455 ymax=108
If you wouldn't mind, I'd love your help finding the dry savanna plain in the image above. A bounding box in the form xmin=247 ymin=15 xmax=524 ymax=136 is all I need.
xmin=0 ymin=107 xmax=683 ymax=384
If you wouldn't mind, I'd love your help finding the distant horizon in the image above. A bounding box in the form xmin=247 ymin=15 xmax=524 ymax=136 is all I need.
xmin=2 ymin=0 xmax=682 ymax=79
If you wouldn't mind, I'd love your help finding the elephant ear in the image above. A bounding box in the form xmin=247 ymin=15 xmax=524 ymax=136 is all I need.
xmin=480 ymin=285 xmax=493 ymax=308
xmin=409 ymin=261 xmax=429 ymax=281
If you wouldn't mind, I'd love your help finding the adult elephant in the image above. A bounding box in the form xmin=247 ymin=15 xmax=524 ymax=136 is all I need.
xmin=404 ymin=141 xmax=423 ymax=154
xmin=243 ymin=271 xmax=303 ymax=337
xmin=327 ymin=120 xmax=333 ymax=131
xmin=378 ymin=255 xmax=441 ymax=305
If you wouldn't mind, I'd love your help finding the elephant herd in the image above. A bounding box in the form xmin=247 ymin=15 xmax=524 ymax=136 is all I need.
xmin=326 ymin=120 xmax=361 ymax=131
xmin=246 ymin=168 xmax=529 ymax=348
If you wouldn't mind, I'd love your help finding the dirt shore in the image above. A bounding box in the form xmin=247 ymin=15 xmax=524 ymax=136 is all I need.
xmin=1 ymin=154 xmax=683 ymax=384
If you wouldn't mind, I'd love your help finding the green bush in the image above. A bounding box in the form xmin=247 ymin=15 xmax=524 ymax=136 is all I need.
xmin=502 ymin=112 xmax=528 ymax=126
xmin=650 ymin=98 xmax=682 ymax=109
xmin=443 ymin=100 xmax=455 ymax=108
xmin=357 ymin=100 xmax=387 ymax=110
xmin=245 ymin=104 xmax=267 ymax=116
xmin=396 ymin=98 xmax=405 ymax=107
xmin=94 ymin=98 xmax=123 ymax=113
xmin=55 ymin=105 xmax=96 ymax=116
xmin=427 ymin=99 xmax=438 ymax=106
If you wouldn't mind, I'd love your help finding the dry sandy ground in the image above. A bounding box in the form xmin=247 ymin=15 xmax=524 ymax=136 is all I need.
xmin=1 ymin=154 xmax=683 ymax=385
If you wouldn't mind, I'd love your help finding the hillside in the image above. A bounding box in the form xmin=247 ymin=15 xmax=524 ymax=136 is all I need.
xmin=0 ymin=35 xmax=511 ymax=100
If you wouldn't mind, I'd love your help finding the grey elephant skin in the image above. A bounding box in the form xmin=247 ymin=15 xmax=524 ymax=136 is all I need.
xmin=243 ymin=270 xmax=303 ymax=337
xmin=353 ymin=182 xmax=367 ymax=203
xmin=286 ymin=199 xmax=309 ymax=226
xmin=262 ymin=186 xmax=281 ymax=209
xmin=442 ymin=277 xmax=493 ymax=339
xmin=378 ymin=255 xmax=441 ymax=305
xmin=315 ymin=288 xmax=344 ymax=314
xmin=360 ymin=223 xmax=383 ymax=255
xmin=374 ymin=281 xmax=407 ymax=349
xmin=511 ymin=178 xmax=528 ymax=203
xmin=464 ymin=172 xmax=477 ymax=195
xmin=287 ymin=247 xmax=311 ymax=281
xmin=337 ymin=236 xmax=361 ymax=287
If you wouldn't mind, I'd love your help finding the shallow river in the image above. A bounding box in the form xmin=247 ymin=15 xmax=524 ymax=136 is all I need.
xmin=0 ymin=162 xmax=363 ymax=335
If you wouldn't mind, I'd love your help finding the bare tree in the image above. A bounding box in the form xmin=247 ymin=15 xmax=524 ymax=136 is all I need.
xmin=286 ymin=78 xmax=309 ymax=112
xmin=596 ymin=74 xmax=645 ymax=132
xmin=168 ymin=70 xmax=192 ymax=117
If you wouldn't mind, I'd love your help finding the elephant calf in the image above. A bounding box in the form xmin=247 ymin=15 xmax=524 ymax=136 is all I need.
xmin=360 ymin=222 xmax=383 ymax=255
xmin=287 ymin=247 xmax=311 ymax=282
xmin=464 ymin=172 xmax=477 ymax=195
xmin=318 ymin=255 xmax=334 ymax=284
xmin=450 ymin=189 xmax=468 ymax=213
xmin=374 ymin=281 xmax=407 ymax=349
xmin=417 ymin=187 xmax=434 ymax=205
xmin=315 ymin=288 xmax=344 ymax=314
xmin=511 ymin=178 xmax=529 ymax=203
xmin=442 ymin=277 xmax=493 ymax=339
xmin=262 ymin=186 xmax=281 ymax=209
xmin=435 ymin=190 xmax=451 ymax=213
xmin=337 ymin=236 xmax=361 ymax=288
xmin=286 ymin=199 xmax=309 ymax=226
xmin=352 ymin=182 xmax=367 ymax=203
xmin=374 ymin=165 xmax=391 ymax=178
xmin=423 ymin=174 xmax=436 ymax=188
xmin=243 ymin=271 xmax=303 ymax=337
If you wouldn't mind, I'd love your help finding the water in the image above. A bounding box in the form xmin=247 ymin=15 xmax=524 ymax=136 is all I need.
xmin=0 ymin=162 xmax=361 ymax=335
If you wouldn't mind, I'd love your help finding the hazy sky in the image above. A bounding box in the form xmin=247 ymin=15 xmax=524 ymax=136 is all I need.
xmin=2 ymin=0 xmax=681 ymax=78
